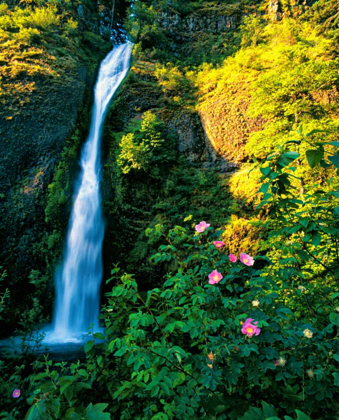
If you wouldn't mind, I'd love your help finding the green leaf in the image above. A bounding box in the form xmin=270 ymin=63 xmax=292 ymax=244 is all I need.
xmin=258 ymin=183 xmax=270 ymax=194
xmin=278 ymin=151 xmax=300 ymax=167
xmin=240 ymin=406 xmax=265 ymax=420
xmin=64 ymin=385 xmax=74 ymax=402
xmin=333 ymin=372 xmax=339 ymax=386
xmin=276 ymin=307 xmax=294 ymax=319
xmin=262 ymin=401 xmax=277 ymax=417
xmin=306 ymin=129 xmax=327 ymax=137
xmin=328 ymin=155 xmax=339 ymax=169
xmin=260 ymin=166 xmax=271 ymax=177
xmin=83 ymin=403 xmax=110 ymax=420
xmin=329 ymin=312 xmax=339 ymax=325
xmin=306 ymin=149 xmax=324 ymax=168
xmin=311 ymin=232 xmax=321 ymax=247
xmin=65 ymin=408 xmax=82 ymax=419
xmin=24 ymin=400 xmax=60 ymax=420
xmin=34 ymin=372 xmax=49 ymax=381
xmin=285 ymin=140 xmax=301 ymax=145
xmin=84 ymin=340 xmax=94 ymax=353
xmin=295 ymin=410 xmax=312 ymax=420
xmin=60 ymin=380 xmax=73 ymax=395
xmin=114 ymin=347 xmax=127 ymax=357
xmin=322 ymin=141 xmax=339 ymax=147
xmin=160 ymin=382 xmax=171 ymax=395
xmin=320 ymin=159 xmax=333 ymax=168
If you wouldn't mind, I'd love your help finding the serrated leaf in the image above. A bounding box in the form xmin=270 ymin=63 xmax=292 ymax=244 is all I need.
xmin=295 ymin=410 xmax=312 ymax=420
xmin=24 ymin=399 xmax=60 ymax=420
xmin=240 ymin=406 xmax=265 ymax=420
xmin=262 ymin=401 xmax=277 ymax=417
xmin=83 ymin=403 xmax=110 ymax=420
xmin=64 ymin=385 xmax=74 ymax=402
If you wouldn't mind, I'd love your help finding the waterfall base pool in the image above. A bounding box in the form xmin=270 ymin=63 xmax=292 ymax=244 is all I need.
xmin=0 ymin=329 xmax=104 ymax=361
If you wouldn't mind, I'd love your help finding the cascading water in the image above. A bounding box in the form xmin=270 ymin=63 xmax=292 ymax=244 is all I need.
xmin=46 ymin=43 xmax=132 ymax=343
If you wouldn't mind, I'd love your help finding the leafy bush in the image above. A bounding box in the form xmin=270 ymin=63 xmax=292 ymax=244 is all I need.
xmin=221 ymin=215 xmax=262 ymax=256
xmin=117 ymin=111 xmax=171 ymax=175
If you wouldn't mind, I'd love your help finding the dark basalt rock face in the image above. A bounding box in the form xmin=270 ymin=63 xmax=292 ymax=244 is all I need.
xmin=0 ymin=69 xmax=87 ymax=194
xmin=168 ymin=112 xmax=206 ymax=163
xmin=158 ymin=9 xmax=239 ymax=34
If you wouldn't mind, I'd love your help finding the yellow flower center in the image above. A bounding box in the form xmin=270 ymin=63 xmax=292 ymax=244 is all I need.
xmin=247 ymin=327 xmax=253 ymax=333
xmin=213 ymin=275 xmax=219 ymax=281
xmin=243 ymin=258 xmax=248 ymax=263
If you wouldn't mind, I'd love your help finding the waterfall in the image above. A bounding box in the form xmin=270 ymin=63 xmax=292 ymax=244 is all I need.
xmin=46 ymin=43 xmax=133 ymax=343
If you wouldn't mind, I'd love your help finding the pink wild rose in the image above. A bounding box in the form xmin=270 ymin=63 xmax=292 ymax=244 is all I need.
xmin=241 ymin=318 xmax=261 ymax=337
xmin=208 ymin=269 xmax=223 ymax=285
xmin=12 ymin=389 xmax=20 ymax=398
xmin=229 ymin=254 xmax=237 ymax=262
xmin=195 ymin=221 xmax=211 ymax=233
xmin=214 ymin=241 xmax=225 ymax=248
xmin=240 ymin=253 xmax=254 ymax=266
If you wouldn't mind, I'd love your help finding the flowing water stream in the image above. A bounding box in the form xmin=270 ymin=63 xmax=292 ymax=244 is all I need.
xmin=45 ymin=43 xmax=132 ymax=343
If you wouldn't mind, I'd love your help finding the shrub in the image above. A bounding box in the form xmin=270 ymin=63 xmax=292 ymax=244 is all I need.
xmin=222 ymin=215 xmax=262 ymax=256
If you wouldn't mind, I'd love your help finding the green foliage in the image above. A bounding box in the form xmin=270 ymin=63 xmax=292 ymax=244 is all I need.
xmin=197 ymin=13 xmax=339 ymax=165
xmin=222 ymin=215 xmax=262 ymax=256
xmin=0 ymin=270 xmax=9 ymax=321
xmin=239 ymin=15 xmax=265 ymax=47
xmin=20 ymin=357 xmax=110 ymax=419
xmin=45 ymin=130 xmax=82 ymax=227
xmin=0 ymin=0 xmax=108 ymax=120
xmin=22 ymin=132 xmax=339 ymax=417
xmin=2 ymin=2 xmax=339 ymax=420
xmin=117 ymin=111 xmax=168 ymax=174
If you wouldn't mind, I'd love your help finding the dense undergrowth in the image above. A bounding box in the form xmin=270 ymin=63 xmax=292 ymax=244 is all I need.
xmin=1 ymin=0 xmax=339 ymax=418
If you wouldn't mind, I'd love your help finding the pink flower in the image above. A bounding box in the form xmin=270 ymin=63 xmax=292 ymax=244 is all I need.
xmin=195 ymin=221 xmax=211 ymax=233
xmin=229 ymin=254 xmax=237 ymax=262
xmin=12 ymin=389 xmax=20 ymax=398
xmin=214 ymin=241 xmax=225 ymax=248
xmin=208 ymin=269 xmax=223 ymax=285
xmin=241 ymin=318 xmax=261 ymax=337
xmin=240 ymin=253 xmax=254 ymax=266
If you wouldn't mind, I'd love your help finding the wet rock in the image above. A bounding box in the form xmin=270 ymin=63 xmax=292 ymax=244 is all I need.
xmin=168 ymin=112 xmax=205 ymax=163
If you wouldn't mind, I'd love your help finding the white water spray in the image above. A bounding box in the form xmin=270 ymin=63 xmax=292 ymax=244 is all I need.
xmin=46 ymin=43 xmax=132 ymax=343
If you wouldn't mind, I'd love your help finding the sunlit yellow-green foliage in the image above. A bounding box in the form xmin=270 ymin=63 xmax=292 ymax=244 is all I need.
xmin=154 ymin=63 xmax=196 ymax=106
xmin=228 ymin=165 xmax=262 ymax=206
xmin=222 ymin=214 xmax=262 ymax=256
xmin=196 ymin=17 xmax=338 ymax=164
xmin=117 ymin=111 xmax=166 ymax=174
xmin=0 ymin=2 xmax=83 ymax=119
